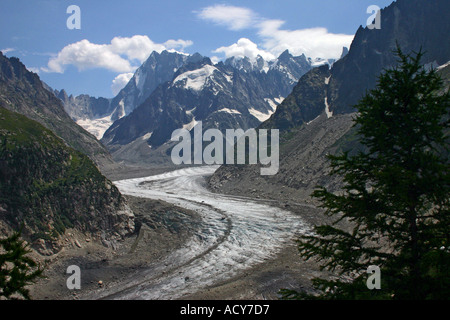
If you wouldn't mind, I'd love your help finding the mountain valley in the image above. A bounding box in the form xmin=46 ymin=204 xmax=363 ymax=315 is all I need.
xmin=1 ymin=0 xmax=448 ymax=302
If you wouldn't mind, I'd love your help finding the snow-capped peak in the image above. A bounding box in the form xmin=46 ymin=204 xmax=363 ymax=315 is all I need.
xmin=173 ymin=64 xmax=219 ymax=91
xmin=224 ymin=55 xmax=275 ymax=73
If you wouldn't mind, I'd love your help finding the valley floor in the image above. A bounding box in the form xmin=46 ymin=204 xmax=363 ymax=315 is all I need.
xmin=29 ymin=196 xmax=200 ymax=300
xmin=29 ymin=166 xmax=332 ymax=300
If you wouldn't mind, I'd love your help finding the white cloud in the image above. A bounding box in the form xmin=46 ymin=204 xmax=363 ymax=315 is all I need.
xmin=43 ymin=35 xmax=193 ymax=74
xmin=110 ymin=35 xmax=166 ymax=63
xmin=164 ymin=39 xmax=194 ymax=51
xmin=210 ymin=56 xmax=221 ymax=65
xmin=196 ymin=5 xmax=257 ymax=31
xmin=26 ymin=66 xmax=40 ymax=74
xmin=111 ymin=72 xmax=134 ymax=96
xmin=198 ymin=5 xmax=354 ymax=61
xmin=257 ymin=21 xmax=354 ymax=61
xmin=214 ymin=38 xmax=275 ymax=61
xmin=1 ymin=48 xmax=15 ymax=55
xmin=44 ymin=39 xmax=135 ymax=73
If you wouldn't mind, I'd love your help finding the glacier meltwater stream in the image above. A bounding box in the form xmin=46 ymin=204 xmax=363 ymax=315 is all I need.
xmin=97 ymin=166 xmax=311 ymax=300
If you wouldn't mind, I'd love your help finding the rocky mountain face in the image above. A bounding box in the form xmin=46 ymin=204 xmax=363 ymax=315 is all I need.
xmin=260 ymin=64 xmax=331 ymax=131
xmin=209 ymin=113 xmax=356 ymax=204
xmin=109 ymin=51 xmax=205 ymax=121
xmin=55 ymin=89 xmax=111 ymax=121
xmin=209 ymin=0 xmax=450 ymax=202
xmin=52 ymin=51 xmax=205 ymax=140
xmin=0 ymin=52 xmax=113 ymax=168
xmin=264 ymin=0 xmax=450 ymax=131
xmin=54 ymin=90 xmax=113 ymax=140
xmin=0 ymin=107 xmax=134 ymax=256
xmin=327 ymin=0 xmax=450 ymax=116
xmin=101 ymin=50 xmax=313 ymax=164
xmin=224 ymin=50 xmax=312 ymax=97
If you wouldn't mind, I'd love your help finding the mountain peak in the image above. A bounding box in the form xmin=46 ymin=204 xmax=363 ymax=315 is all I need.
xmin=190 ymin=52 xmax=204 ymax=61
xmin=173 ymin=56 xmax=213 ymax=79
xmin=56 ymin=89 xmax=69 ymax=101
xmin=278 ymin=49 xmax=293 ymax=60
xmin=340 ymin=47 xmax=349 ymax=60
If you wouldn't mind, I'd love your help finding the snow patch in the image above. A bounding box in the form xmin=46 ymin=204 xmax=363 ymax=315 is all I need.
xmin=117 ymin=100 xmax=126 ymax=118
xmin=167 ymin=49 xmax=190 ymax=56
xmin=75 ymin=98 xmax=129 ymax=140
xmin=174 ymin=65 xmax=218 ymax=91
xmin=264 ymin=98 xmax=279 ymax=112
xmin=134 ymin=68 xmax=146 ymax=95
xmin=274 ymin=97 xmax=284 ymax=105
xmin=264 ymin=96 xmax=284 ymax=113
xmin=249 ymin=108 xmax=271 ymax=122
xmin=325 ymin=76 xmax=331 ymax=85
xmin=307 ymin=115 xmax=320 ymax=125
xmin=311 ymin=58 xmax=328 ymax=67
xmin=76 ymin=114 xmax=113 ymax=140
xmin=183 ymin=118 xmax=199 ymax=131
xmin=286 ymin=71 xmax=297 ymax=83
xmin=325 ymin=97 xmax=333 ymax=118
xmin=142 ymin=132 xmax=153 ymax=140
xmin=437 ymin=60 xmax=450 ymax=71
xmin=217 ymin=108 xmax=241 ymax=115
xmin=223 ymin=73 xmax=233 ymax=83
xmin=186 ymin=107 xmax=196 ymax=115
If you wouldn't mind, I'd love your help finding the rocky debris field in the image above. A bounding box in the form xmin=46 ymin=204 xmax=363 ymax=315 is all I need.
xmin=29 ymin=196 xmax=201 ymax=300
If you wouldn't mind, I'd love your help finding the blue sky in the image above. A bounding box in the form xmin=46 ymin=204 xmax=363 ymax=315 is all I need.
xmin=0 ymin=0 xmax=394 ymax=98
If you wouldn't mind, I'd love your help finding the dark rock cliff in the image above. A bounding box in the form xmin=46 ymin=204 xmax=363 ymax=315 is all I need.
xmin=0 ymin=52 xmax=113 ymax=169
xmin=0 ymin=107 xmax=134 ymax=255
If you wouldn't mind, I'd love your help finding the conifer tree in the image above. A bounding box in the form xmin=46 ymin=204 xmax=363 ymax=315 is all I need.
xmin=0 ymin=231 xmax=44 ymax=300
xmin=282 ymin=47 xmax=449 ymax=300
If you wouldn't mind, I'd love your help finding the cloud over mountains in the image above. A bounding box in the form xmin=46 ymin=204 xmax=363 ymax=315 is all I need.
xmin=43 ymin=35 xmax=193 ymax=74
xmin=197 ymin=4 xmax=354 ymax=61
xmin=42 ymin=4 xmax=354 ymax=95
